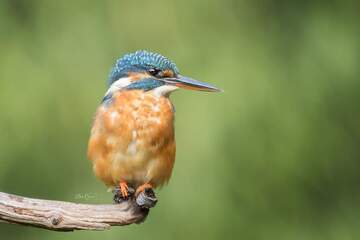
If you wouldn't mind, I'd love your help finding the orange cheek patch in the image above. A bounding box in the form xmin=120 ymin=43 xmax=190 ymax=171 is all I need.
xmin=162 ymin=70 xmax=174 ymax=78
xmin=128 ymin=72 xmax=151 ymax=81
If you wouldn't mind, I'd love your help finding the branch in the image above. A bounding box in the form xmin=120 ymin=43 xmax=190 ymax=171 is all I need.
xmin=0 ymin=191 xmax=150 ymax=231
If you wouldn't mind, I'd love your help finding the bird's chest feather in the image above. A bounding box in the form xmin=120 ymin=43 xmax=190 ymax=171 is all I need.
xmin=88 ymin=90 xmax=176 ymax=187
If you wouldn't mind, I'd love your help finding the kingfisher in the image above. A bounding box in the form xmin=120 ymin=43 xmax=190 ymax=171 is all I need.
xmin=88 ymin=50 xmax=221 ymax=205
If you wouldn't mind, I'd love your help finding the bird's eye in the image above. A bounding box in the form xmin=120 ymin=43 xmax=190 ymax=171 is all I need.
xmin=148 ymin=68 xmax=162 ymax=77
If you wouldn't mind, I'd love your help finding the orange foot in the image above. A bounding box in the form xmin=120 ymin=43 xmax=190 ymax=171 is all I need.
xmin=135 ymin=183 xmax=153 ymax=196
xmin=119 ymin=180 xmax=129 ymax=199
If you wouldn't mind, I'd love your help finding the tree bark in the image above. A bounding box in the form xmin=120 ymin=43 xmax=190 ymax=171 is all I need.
xmin=0 ymin=191 xmax=149 ymax=231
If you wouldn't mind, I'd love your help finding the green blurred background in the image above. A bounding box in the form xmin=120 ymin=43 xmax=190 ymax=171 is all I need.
xmin=1 ymin=0 xmax=359 ymax=239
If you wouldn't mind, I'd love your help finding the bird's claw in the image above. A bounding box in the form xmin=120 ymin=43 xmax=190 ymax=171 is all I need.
xmin=113 ymin=186 xmax=135 ymax=203
xmin=136 ymin=188 xmax=157 ymax=209
xmin=113 ymin=186 xmax=157 ymax=209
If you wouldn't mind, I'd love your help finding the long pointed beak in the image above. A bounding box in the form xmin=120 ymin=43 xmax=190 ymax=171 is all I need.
xmin=164 ymin=75 xmax=222 ymax=92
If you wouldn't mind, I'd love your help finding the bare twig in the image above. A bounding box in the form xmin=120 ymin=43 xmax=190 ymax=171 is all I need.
xmin=0 ymin=191 xmax=149 ymax=231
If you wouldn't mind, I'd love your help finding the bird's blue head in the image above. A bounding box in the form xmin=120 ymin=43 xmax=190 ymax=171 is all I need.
xmin=104 ymin=50 xmax=221 ymax=102
xmin=108 ymin=50 xmax=179 ymax=87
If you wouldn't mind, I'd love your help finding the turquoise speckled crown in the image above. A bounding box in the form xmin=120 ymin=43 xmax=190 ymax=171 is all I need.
xmin=108 ymin=50 xmax=180 ymax=86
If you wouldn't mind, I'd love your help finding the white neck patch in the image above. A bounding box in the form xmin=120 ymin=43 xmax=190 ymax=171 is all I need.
xmin=152 ymin=85 xmax=179 ymax=97
xmin=104 ymin=77 xmax=179 ymax=98
xmin=104 ymin=77 xmax=132 ymax=97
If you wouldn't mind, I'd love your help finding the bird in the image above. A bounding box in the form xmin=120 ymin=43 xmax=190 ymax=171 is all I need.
xmin=87 ymin=50 xmax=221 ymax=204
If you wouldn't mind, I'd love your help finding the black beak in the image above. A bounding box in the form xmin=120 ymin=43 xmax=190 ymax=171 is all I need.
xmin=163 ymin=75 xmax=222 ymax=92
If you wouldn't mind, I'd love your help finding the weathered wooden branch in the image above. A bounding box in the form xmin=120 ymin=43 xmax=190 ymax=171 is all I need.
xmin=0 ymin=191 xmax=150 ymax=231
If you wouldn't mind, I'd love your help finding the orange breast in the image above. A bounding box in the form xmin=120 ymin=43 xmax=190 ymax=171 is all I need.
xmin=87 ymin=90 xmax=176 ymax=188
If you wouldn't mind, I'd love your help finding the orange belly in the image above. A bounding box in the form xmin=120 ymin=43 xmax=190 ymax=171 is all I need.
xmin=87 ymin=90 xmax=176 ymax=188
